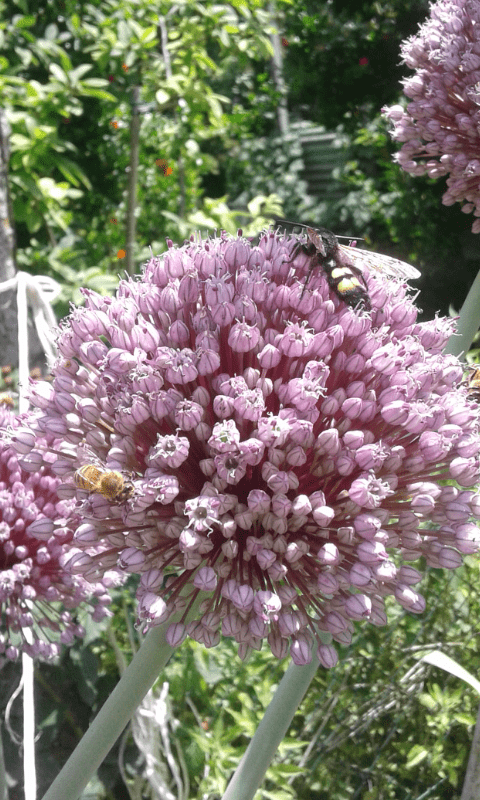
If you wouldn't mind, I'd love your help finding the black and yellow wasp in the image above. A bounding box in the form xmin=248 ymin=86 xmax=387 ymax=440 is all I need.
xmin=275 ymin=219 xmax=421 ymax=309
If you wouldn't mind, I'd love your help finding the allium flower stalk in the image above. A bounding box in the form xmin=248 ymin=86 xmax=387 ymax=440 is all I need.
xmin=0 ymin=403 xmax=114 ymax=660
xmin=383 ymin=0 xmax=480 ymax=232
xmin=10 ymin=229 xmax=480 ymax=667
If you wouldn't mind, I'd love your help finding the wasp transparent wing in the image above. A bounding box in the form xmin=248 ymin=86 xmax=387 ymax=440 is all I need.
xmin=338 ymin=244 xmax=421 ymax=281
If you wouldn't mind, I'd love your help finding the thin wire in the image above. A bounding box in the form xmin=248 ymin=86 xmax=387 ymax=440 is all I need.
xmin=4 ymin=674 xmax=24 ymax=745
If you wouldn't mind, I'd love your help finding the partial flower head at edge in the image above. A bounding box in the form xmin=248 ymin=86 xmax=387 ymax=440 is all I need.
xmin=0 ymin=403 xmax=117 ymax=660
xmin=383 ymin=0 xmax=480 ymax=232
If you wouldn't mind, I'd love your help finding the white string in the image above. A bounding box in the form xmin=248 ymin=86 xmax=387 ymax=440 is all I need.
xmin=22 ymin=650 xmax=36 ymax=800
xmin=4 ymin=270 xmax=60 ymax=800
xmin=0 ymin=272 xmax=61 ymax=369
xmin=15 ymin=272 xmax=37 ymax=799
xmin=17 ymin=272 xmax=30 ymax=416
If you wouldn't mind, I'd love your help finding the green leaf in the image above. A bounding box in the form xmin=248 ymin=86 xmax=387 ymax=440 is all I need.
xmin=49 ymin=63 xmax=68 ymax=84
xmin=55 ymin=156 xmax=93 ymax=189
xmin=193 ymin=648 xmax=224 ymax=684
xmin=78 ymin=272 xmax=122 ymax=296
xmin=117 ymin=19 xmax=131 ymax=44
xmin=155 ymin=89 xmax=170 ymax=105
xmin=14 ymin=15 xmax=36 ymax=28
xmin=140 ymin=25 xmax=156 ymax=42
xmin=268 ymin=763 xmax=305 ymax=775
xmin=206 ymin=95 xmax=224 ymax=120
xmin=10 ymin=133 xmax=32 ymax=149
xmin=455 ymin=712 xmax=475 ymax=725
xmin=69 ymin=64 xmax=93 ymax=82
xmin=25 ymin=82 xmax=40 ymax=98
xmin=32 ymin=126 xmax=50 ymax=140
xmin=406 ymin=745 xmax=429 ymax=768
xmin=37 ymin=709 xmax=59 ymax=730
xmin=80 ymin=77 xmax=112 ymax=88
xmin=259 ymin=790 xmax=296 ymax=800
xmin=78 ymin=87 xmax=116 ymax=100
xmin=421 ymin=651 xmax=480 ymax=695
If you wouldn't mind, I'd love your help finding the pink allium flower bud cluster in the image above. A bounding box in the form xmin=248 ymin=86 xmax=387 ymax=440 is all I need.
xmin=11 ymin=229 xmax=480 ymax=666
xmin=383 ymin=0 xmax=480 ymax=232
xmin=0 ymin=404 xmax=114 ymax=660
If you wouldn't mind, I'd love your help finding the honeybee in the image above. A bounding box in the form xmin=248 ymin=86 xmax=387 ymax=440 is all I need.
xmin=74 ymin=464 xmax=134 ymax=503
xmin=275 ymin=219 xmax=421 ymax=308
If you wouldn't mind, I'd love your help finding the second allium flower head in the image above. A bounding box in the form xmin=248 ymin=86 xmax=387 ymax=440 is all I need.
xmin=383 ymin=0 xmax=480 ymax=232
xmin=14 ymin=229 xmax=480 ymax=666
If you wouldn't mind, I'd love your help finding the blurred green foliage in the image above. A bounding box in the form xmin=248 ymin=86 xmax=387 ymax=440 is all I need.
xmin=1 ymin=0 xmax=477 ymax=319
xmin=1 ymin=0 xmax=284 ymax=316
xmin=5 ymin=558 xmax=474 ymax=799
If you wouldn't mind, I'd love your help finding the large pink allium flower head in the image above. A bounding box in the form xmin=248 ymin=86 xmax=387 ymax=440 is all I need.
xmin=10 ymin=229 xmax=480 ymax=666
xmin=383 ymin=0 xmax=480 ymax=232
xmin=0 ymin=403 xmax=115 ymax=660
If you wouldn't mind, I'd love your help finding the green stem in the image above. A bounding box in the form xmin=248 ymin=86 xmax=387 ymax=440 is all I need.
xmin=41 ymin=601 xmax=200 ymax=800
xmin=443 ymin=267 xmax=480 ymax=358
xmin=222 ymin=652 xmax=319 ymax=800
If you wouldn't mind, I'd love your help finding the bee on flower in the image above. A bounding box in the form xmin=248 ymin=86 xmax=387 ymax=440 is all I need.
xmin=74 ymin=464 xmax=135 ymax=503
